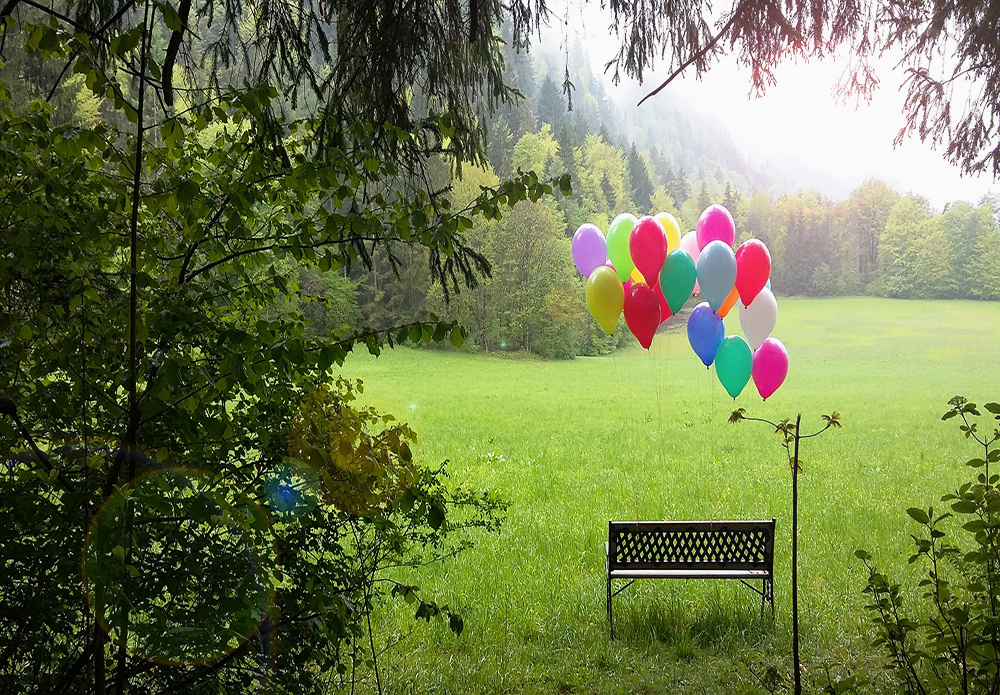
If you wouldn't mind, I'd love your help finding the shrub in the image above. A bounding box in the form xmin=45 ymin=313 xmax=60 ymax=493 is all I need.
xmin=857 ymin=396 xmax=1000 ymax=694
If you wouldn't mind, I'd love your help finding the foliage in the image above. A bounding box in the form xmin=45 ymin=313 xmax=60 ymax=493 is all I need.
xmin=0 ymin=7 xmax=570 ymax=689
xmin=857 ymin=397 xmax=1000 ymax=694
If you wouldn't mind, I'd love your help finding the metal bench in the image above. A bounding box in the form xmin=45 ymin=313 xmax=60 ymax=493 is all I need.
xmin=605 ymin=519 xmax=776 ymax=637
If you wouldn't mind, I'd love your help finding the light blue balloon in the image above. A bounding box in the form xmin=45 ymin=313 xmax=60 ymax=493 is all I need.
xmin=687 ymin=302 xmax=725 ymax=367
xmin=697 ymin=240 xmax=737 ymax=312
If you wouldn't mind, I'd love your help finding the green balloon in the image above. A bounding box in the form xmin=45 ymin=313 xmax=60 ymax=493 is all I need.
xmin=606 ymin=213 xmax=637 ymax=282
xmin=659 ymin=249 xmax=698 ymax=314
xmin=714 ymin=335 xmax=753 ymax=399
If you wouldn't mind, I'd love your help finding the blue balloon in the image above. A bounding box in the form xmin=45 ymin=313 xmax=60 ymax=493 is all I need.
xmin=697 ymin=240 xmax=737 ymax=312
xmin=687 ymin=302 xmax=725 ymax=367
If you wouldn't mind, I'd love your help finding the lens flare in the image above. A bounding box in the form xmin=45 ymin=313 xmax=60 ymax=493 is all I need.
xmin=82 ymin=466 xmax=275 ymax=667
xmin=288 ymin=385 xmax=418 ymax=515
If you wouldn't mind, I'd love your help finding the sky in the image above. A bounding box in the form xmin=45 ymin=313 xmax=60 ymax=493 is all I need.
xmin=561 ymin=5 xmax=997 ymax=209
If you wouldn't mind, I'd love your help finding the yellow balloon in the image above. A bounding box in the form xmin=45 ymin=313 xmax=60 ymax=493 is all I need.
xmin=655 ymin=212 xmax=682 ymax=254
xmin=586 ymin=266 xmax=625 ymax=334
xmin=629 ymin=267 xmax=646 ymax=285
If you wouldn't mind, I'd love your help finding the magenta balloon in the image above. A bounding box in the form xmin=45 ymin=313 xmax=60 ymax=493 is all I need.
xmin=752 ymin=337 xmax=789 ymax=400
xmin=696 ymin=205 xmax=736 ymax=250
xmin=572 ymin=223 xmax=607 ymax=277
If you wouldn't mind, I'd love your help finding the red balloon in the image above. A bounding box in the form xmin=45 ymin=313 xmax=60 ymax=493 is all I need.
xmin=735 ymin=239 xmax=772 ymax=305
xmin=654 ymin=282 xmax=673 ymax=325
xmin=624 ymin=282 xmax=661 ymax=350
xmin=629 ymin=217 xmax=668 ymax=284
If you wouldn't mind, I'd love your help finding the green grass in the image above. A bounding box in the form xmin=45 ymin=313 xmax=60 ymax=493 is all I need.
xmin=338 ymin=297 xmax=1000 ymax=693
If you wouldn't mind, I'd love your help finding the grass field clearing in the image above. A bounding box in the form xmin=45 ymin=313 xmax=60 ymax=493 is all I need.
xmin=338 ymin=297 xmax=1000 ymax=694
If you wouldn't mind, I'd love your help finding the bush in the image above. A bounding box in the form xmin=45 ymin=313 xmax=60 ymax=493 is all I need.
xmin=857 ymin=396 xmax=1000 ymax=694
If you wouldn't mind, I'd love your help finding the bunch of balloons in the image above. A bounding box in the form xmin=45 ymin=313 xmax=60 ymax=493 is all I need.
xmin=573 ymin=204 xmax=789 ymax=400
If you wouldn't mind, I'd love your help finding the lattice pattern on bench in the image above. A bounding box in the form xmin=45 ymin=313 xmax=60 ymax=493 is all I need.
xmin=611 ymin=525 xmax=771 ymax=570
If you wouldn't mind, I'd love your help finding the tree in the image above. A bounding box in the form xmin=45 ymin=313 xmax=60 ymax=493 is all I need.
xmin=696 ymin=182 xmax=712 ymax=212
xmin=0 ymin=3 xmax=570 ymax=693
xmin=513 ymin=124 xmax=560 ymax=177
xmin=670 ymin=164 xmax=691 ymax=205
xmin=970 ymin=229 xmax=1000 ymax=300
xmin=879 ymin=196 xmax=932 ymax=297
xmin=536 ymin=75 xmax=566 ymax=130
xmin=575 ymin=133 xmax=631 ymax=229
xmin=722 ymin=181 xmax=742 ymax=214
xmin=845 ymin=179 xmax=899 ymax=292
xmin=626 ymin=142 xmax=654 ymax=213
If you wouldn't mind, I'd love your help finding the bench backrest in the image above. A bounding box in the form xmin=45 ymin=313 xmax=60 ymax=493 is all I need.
xmin=608 ymin=519 xmax=776 ymax=572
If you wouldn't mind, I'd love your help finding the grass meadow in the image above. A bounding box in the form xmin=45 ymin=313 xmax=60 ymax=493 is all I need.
xmin=340 ymin=297 xmax=1000 ymax=694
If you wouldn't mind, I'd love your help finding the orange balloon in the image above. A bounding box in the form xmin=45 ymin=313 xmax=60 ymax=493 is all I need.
xmin=717 ymin=286 xmax=740 ymax=318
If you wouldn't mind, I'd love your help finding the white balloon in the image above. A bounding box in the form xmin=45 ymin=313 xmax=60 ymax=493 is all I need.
xmin=738 ymin=287 xmax=777 ymax=350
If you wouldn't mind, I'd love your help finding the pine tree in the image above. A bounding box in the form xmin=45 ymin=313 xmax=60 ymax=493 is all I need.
xmin=671 ymin=165 xmax=691 ymax=204
xmin=697 ymin=182 xmax=712 ymax=212
xmin=722 ymin=182 xmax=743 ymax=213
xmin=626 ymin=143 xmax=654 ymax=213
xmin=536 ymin=75 xmax=566 ymax=129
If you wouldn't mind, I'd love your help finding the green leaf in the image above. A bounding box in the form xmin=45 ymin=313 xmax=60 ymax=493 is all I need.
xmin=450 ymin=325 xmax=464 ymax=348
xmin=427 ymin=504 xmax=444 ymax=530
xmin=906 ymin=507 xmax=930 ymax=524
xmin=177 ymin=179 xmax=198 ymax=205
xmin=985 ymin=403 xmax=1000 ymax=414
xmin=111 ymin=545 xmax=125 ymax=563
xmin=158 ymin=2 xmax=183 ymax=31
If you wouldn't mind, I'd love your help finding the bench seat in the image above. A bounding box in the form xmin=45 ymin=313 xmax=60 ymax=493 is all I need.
xmin=609 ymin=568 xmax=771 ymax=580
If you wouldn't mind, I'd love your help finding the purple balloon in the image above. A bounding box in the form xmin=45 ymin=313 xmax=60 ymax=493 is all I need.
xmin=572 ymin=223 xmax=607 ymax=277
xmin=687 ymin=302 xmax=725 ymax=367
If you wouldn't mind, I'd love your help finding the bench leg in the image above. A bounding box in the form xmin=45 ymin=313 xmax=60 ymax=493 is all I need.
xmin=607 ymin=574 xmax=614 ymax=639
xmin=760 ymin=578 xmax=774 ymax=619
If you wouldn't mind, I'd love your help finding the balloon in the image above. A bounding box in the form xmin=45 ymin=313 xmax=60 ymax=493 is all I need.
xmin=654 ymin=283 xmax=673 ymax=324
xmin=624 ymin=283 xmax=660 ymax=349
xmin=697 ymin=240 xmax=737 ymax=312
xmin=738 ymin=287 xmax=777 ymax=350
xmin=659 ymin=249 xmax=697 ymax=314
xmin=629 ymin=216 xmax=668 ymax=283
xmin=572 ymin=223 xmax=607 ymax=277
xmin=629 ymin=267 xmax=646 ymax=284
xmin=687 ymin=302 xmax=725 ymax=367
xmin=585 ymin=266 xmax=624 ymax=334
xmin=679 ymin=231 xmax=701 ymax=296
xmin=735 ymin=239 xmax=771 ymax=305
xmin=696 ymin=204 xmax=735 ymax=250
xmin=752 ymin=337 xmax=789 ymax=400
xmin=718 ymin=286 xmax=740 ymax=318
xmin=715 ymin=335 xmax=753 ymax=398
xmin=606 ymin=213 xmax=638 ymax=282
xmin=654 ymin=212 xmax=682 ymax=254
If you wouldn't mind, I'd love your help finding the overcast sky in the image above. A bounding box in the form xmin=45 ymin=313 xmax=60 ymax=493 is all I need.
xmin=562 ymin=6 xmax=997 ymax=209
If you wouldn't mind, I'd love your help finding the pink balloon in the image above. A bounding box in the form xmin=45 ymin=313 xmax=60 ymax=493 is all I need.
xmin=679 ymin=231 xmax=701 ymax=296
xmin=697 ymin=205 xmax=736 ymax=250
xmin=752 ymin=337 xmax=788 ymax=400
xmin=629 ymin=216 xmax=668 ymax=282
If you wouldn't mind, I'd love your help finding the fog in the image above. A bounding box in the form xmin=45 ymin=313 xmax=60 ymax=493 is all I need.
xmin=539 ymin=4 xmax=996 ymax=208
